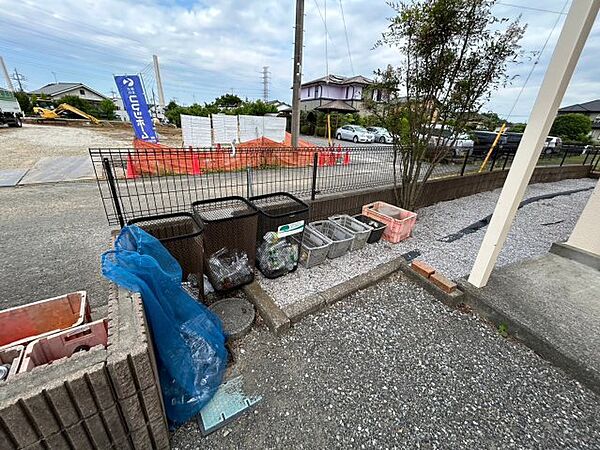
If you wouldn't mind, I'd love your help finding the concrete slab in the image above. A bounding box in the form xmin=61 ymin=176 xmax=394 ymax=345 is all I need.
xmin=459 ymin=253 xmax=600 ymax=394
xmin=0 ymin=169 xmax=28 ymax=187
xmin=18 ymin=156 xmax=94 ymax=185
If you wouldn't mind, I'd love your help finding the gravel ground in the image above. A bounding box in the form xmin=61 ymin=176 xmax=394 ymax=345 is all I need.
xmin=171 ymin=273 xmax=600 ymax=449
xmin=259 ymin=178 xmax=597 ymax=309
xmin=0 ymin=123 xmax=183 ymax=170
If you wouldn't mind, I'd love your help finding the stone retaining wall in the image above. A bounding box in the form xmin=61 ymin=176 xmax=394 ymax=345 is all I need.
xmin=0 ymin=286 xmax=169 ymax=450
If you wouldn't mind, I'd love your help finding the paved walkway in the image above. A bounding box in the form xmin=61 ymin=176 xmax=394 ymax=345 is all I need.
xmin=461 ymin=251 xmax=600 ymax=395
xmin=172 ymin=272 xmax=600 ymax=449
xmin=0 ymin=156 xmax=95 ymax=186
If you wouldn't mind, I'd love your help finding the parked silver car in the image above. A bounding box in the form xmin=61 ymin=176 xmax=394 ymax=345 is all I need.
xmin=366 ymin=127 xmax=392 ymax=144
xmin=335 ymin=125 xmax=375 ymax=143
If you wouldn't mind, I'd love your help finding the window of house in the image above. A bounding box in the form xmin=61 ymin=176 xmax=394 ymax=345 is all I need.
xmin=377 ymin=89 xmax=382 ymax=101
xmin=345 ymin=87 xmax=349 ymax=98
xmin=307 ymin=88 xmax=311 ymax=97
xmin=314 ymin=86 xmax=319 ymax=98
xmin=79 ymin=89 xmax=85 ymax=95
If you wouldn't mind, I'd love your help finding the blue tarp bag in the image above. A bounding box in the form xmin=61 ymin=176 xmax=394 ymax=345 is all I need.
xmin=102 ymin=226 xmax=228 ymax=427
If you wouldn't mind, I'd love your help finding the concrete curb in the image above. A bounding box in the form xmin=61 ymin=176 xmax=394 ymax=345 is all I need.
xmin=283 ymin=257 xmax=406 ymax=324
xmin=242 ymin=282 xmax=290 ymax=336
xmin=458 ymin=279 xmax=600 ymax=396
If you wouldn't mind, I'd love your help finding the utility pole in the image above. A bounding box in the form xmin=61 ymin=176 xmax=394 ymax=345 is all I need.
xmin=152 ymin=55 xmax=166 ymax=109
xmin=262 ymin=66 xmax=270 ymax=102
xmin=291 ymin=0 xmax=305 ymax=148
xmin=11 ymin=68 xmax=25 ymax=92
xmin=0 ymin=56 xmax=14 ymax=92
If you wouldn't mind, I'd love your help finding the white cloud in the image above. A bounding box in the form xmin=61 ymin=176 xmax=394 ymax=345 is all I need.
xmin=0 ymin=0 xmax=598 ymax=118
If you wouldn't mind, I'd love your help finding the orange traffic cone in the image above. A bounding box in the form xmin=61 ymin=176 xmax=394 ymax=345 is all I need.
xmin=192 ymin=154 xmax=202 ymax=175
xmin=343 ymin=151 xmax=351 ymax=165
xmin=126 ymin=154 xmax=138 ymax=179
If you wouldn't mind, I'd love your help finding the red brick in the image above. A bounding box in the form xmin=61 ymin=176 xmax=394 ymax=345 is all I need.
xmin=430 ymin=272 xmax=457 ymax=294
xmin=411 ymin=260 xmax=436 ymax=278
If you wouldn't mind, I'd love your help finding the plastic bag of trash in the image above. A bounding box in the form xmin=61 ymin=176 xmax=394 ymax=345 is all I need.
xmin=103 ymin=226 xmax=227 ymax=428
xmin=206 ymin=248 xmax=254 ymax=291
xmin=257 ymin=231 xmax=299 ymax=278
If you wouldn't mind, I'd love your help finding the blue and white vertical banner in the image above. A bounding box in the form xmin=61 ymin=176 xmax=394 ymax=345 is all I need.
xmin=114 ymin=75 xmax=158 ymax=143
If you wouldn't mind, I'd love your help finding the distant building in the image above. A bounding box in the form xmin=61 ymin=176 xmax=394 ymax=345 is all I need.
xmin=29 ymin=82 xmax=109 ymax=104
xmin=300 ymin=74 xmax=382 ymax=115
xmin=267 ymin=100 xmax=292 ymax=113
xmin=110 ymin=95 xmax=129 ymax=122
xmin=558 ymin=99 xmax=600 ymax=140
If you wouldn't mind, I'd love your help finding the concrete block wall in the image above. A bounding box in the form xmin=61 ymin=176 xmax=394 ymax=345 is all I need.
xmin=0 ymin=286 xmax=169 ymax=449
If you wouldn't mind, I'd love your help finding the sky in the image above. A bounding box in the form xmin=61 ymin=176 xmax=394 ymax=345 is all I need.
xmin=0 ymin=0 xmax=598 ymax=120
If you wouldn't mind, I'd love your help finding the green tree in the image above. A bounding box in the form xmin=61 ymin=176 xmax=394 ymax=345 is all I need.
xmin=510 ymin=123 xmax=526 ymax=133
xmin=214 ymin=94 xmax=243 ymax=108
xmin=364 ymin=0 xmax=525 ymax=210
xmin=97 ymin=99 xmax=117 ymax=120
xmin=55 ymin=95 xmax=93 ymax=113
xmin=14 ymin=92 xmax=32 ymax=114
xmin=550 ymin=113 xmax=592 ymax=142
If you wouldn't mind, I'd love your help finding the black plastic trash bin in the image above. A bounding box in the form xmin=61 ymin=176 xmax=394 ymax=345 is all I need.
xmin=249 ymin=192 xmax=309 ymax=278
xmin=128 ymin=212 xmax=205 ymax=297
xmin=354 ymin=214 xmax=387 ymax=244
xmin=192 ymin=196 xmax=258 ymax=291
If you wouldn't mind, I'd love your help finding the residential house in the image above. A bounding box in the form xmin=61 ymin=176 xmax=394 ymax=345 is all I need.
xmin=300 ymin=74 xmax=381 ymax=116
xmin=29 ymin=82 xmax=109 ymax=105
xmin=557 ymin=99 xmax=600 ymax=140
xmin=267 ymin=99 xmax=292 ymax=113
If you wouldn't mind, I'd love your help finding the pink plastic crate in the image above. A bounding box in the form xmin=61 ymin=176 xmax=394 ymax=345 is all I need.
xmin=19 ymin=319 xmax=108 ymax=373
xmin=0 ymin=291 xmax=91 ymax=350
xmin=0 ymin=345 xmax=24 ymax=382
xmin=362 ymin=201 xmax=417 ymax=243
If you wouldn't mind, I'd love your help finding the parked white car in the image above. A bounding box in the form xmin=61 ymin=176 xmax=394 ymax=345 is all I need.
xmin=543 ymin=136 xmax=562 ymax=154
xmin=366 ymin=127 xmax=393 ymax=144
xmin=335 ymin=125 xmax=375 ymax=143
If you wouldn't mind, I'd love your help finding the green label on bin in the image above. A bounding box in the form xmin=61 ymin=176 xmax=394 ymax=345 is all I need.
xmin=277 ymin=220 xmax=305 ymax=238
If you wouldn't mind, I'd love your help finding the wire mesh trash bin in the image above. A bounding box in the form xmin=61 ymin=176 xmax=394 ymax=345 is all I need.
xmin=193 ymin=196 xmax=258 ymax=291
xmin=128 ymin=212 xmax=205 ymax=298
xmin=329 ymin=215 xmax=373 ymax=251
xmin=354 ymin=215 xmax=387 ymax=244
xmin=292 ymin=226 xmax=333 ymax=268
xmin=250 ymin=192 xmax=309 ymax=278
xmin=308 ymin=220 xmax=354 ymax=259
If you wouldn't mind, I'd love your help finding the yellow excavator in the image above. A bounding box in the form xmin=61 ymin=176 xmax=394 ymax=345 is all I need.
xmin=33 ymin=103 xmax=101 ymax=125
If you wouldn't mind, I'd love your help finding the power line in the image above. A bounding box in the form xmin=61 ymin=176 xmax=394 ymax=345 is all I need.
xmin=11 ymin=68 xmax=26 ymax=91
xmin=339 ymin=0 xmax=354 ymax=75
xmin=496 ymin=2 xmax=568 ymax=15
xmin=503 ymin=0 xmax=569 ymax=121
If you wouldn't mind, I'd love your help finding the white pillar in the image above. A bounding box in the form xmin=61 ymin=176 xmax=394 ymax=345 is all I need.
xmin=566 ymin=178 xmax=600 ymax=256
xmin=468 ymin=0 xmax=600 ymax=288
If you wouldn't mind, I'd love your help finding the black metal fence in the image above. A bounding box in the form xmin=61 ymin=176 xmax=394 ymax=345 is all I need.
xmin=90 ymin=144 xmax=600 ymax=226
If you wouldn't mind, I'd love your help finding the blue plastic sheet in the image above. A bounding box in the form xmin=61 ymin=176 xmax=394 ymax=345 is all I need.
xmin=102 ymin=226 xmax=228 ymax=427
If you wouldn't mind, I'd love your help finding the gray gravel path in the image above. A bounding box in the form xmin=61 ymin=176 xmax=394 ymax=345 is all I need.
xmin=171 ymin=273 xmax=600 ymax=449
xmin=260 ymin=178 xmax=597 ymax=309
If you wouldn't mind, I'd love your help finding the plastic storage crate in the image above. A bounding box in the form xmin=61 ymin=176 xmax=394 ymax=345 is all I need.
xmin=308 ymin=220 xmax=354 ymax=259
xmin=19 ymin=319 xmax=108 ymax=373
xmin=193 ymin=196 xmax=258 ymax=291
xmin=0 ymin=345 xmax=24 ymax=382
xmin=354 ymin=215 xmax=387 ymax=244
xmin=0 ymin=291 xmax=91 ymax=350
xmin=250 ymin=192 xmax=309 ymax=278
xmin=128 ymin=212 xmax=205 ymax=297
xmin=329 ymin=215 xmax=373 ymax=251
xmin=292 ymin=226 xmax=333 ymax=268
xmin=362 ymin=202 xmax=417 ymax=243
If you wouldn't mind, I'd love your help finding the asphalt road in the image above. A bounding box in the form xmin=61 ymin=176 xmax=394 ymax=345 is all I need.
xmin=0 ymin=181 xmax=111 ymax=317
xmin=172 ymin=273 xmax=600 ymax=449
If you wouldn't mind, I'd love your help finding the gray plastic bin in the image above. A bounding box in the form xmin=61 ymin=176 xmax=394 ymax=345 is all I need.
xmin=308 ymin=220 xmax=354 ymax=259
xmin=292 ymin=227 xmax=332 ymax=268
xmin=329 ymin=215 xmax=373 ymax=251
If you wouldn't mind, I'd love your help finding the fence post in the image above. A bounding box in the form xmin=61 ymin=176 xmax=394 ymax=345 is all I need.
xmin=560 ymin=146 xmax=569 ymax=166
xmin=582 ymin=148 xmax=590 ymax=165
xmin=460 ymin=151 xmax=469 ymax=176
xmin=311 ymin=152 xmax=319 ymax=201
xmin=489 ymin=150 xmax=498 ymax=172
xmin=594 ymin=151 xmax=600 ymax=172
xmin=103 ymin=157 xmax=125 ymax=228
xmin=502 ymin=152 xmax=510 ymax=171
xmin=246 ymin=167 xmax=254 ymax=198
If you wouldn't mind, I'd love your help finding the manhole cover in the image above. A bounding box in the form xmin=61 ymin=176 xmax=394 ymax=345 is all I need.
xmin=209 ymin=298 xmax=255 ymax=340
